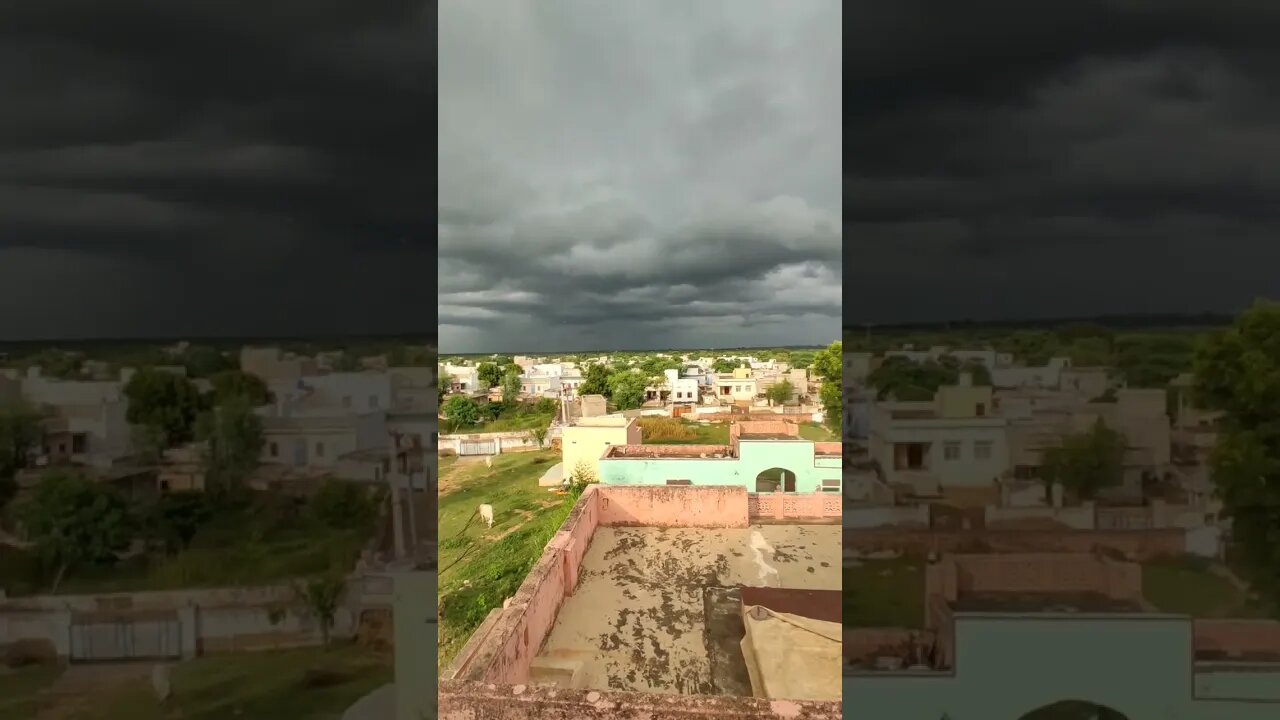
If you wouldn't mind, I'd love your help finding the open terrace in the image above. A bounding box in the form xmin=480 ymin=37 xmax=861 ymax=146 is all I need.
xmin=440 ymin=485 xmax=842 ymax=719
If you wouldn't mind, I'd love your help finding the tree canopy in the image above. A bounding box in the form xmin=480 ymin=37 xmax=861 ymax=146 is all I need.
xmin=607 ymin=370 xmax=647 ymax=410
xmin=578 ymin=363 xmax=611 ymax=396
xmin=1192 ymin=300 xmax=1280 ymax=604
xmin=812 ymin=341 xmax=842 ymax=430
xmin=17 ymin=471 xmax=134 ymax=590
xmin=441 ymin=395 xmax=481 ymax=425
xmin=1040 ymin=418 xmax=1127 ymax=501
xmin=124 ymin=369 xmax=205 ymax=447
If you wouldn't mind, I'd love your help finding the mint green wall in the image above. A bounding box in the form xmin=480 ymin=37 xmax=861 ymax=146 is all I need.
xmin=393 ymin=571 xmax=437 ymax=720
xmin=844 ymin=615 xmax=1280 ymax=720
xmin=597 ymin=440 xmax=841 ymax=493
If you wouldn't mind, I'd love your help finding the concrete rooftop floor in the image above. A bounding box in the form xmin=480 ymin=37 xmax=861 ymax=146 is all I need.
xmin=534 ymin=524 xmax=841 ymax=695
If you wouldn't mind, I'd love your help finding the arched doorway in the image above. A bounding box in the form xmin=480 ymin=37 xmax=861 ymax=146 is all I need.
xmin=1017 ymin=700 xmax=1131 ymax=720
xmin=755 ymin=467 xmax=796 ymax=493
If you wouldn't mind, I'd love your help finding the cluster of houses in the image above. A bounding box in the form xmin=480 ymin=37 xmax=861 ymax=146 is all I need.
xmin=842 ymin=346 xmax=1280 ymax=719
xmin=0 ymin=346 xmax=439 ymax=499
xmin=440 ymin=352 xmax=816 ymax=409
xmin=842 ymin=347 xmax=1222 ymax=540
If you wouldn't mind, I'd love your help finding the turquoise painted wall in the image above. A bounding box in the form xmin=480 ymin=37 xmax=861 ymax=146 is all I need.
xmin=843 ymin=615 xmax=1280 ymax=720
xmin=597 ymin=440 xmax=841 ymax=493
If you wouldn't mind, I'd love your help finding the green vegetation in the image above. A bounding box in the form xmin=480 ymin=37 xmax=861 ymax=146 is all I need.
xmin=16 ymin=472 xmax=134 ymax=591
xmin=0 ymin=662 xmax=62 ymax=719
xmin=798 ymin=423 xmax=838 ymax=441
xmin=843 ymin=556 xmax=925 ymax=628
xmin=440 ymin=395 xmax=555 ymax=434
xmin=1142 ymin=556 xmax=1276 ymax=619
xmin=1193 ymin=300 xmax=1280 ymax=608
xmin=1039 ymin=419 xmax=1127 ymax=501
xmin=75 ymin=644 xmax=392 ymax=720
xmin=1 ymin=487 xmax=378 ymax=596
xmin=438 ymin=450 xmax=575 ymax=667
xmin=866 ymin=355 xmax=992 ymax=401
xmin=606 ymin=369 xmax=647 ymax=410
xmin=812 ymin=341 xmax=842 ymax=431
xmin=124 ymin=369 xmax=205 ymax=447
xmin=637 ymin=418 xmax=729 ymax=444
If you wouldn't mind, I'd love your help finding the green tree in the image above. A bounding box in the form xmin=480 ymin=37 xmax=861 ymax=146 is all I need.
xmin=438 ymin=371 xmax=451 ymax=402
xmin=28 ymin=349 xmax=82 ymax=379
xmin=180 ymin=345 xmax=233 ymax=378
xmin=196 ymin=397 xmax=264 ymax=498
xmin=145 ymin=491 xmax=211 ymax=554
xmin=208 ymin=369 xmax=271 ymax=406
xmin=812 ymin=341 xmax=843 ymax=430
xmin=331 ymin=351 xmax=362 ymax=372
xmin=124 ymin=369 xmax=205 ymax=447
xmin=310 ymin=480 xmax=377 ymax=530
xmin=530 ymin=426 xmax=548 ymax=448
xmin=607 ymin=371 xmax=647 ymax=410
xmin=766 ymin=379 xmax=794 ymax=406
xmin=578 ymin=364 xmax=611 ymax=396
xmin=1192 ymin=300 xmax=1280 ymax=603
xmin=477 ymin=363 xmax=503 ymax=389
xmin=441 ymin=395 xmax=481 ymax=426
xmin=17 ymin=472 xmax=134 ymax=590
xmin=501 ymin=371 xmax=522 ymax=405
xmin=712 ymin=358 xmax=737 ymax=373
xmin=0 ymin=404 xmax=42 ymax=509
xmin=298 ymin=574 xmax=346 ymax=647
xmin=1040 ymin=419 xmax=1127 ymax=501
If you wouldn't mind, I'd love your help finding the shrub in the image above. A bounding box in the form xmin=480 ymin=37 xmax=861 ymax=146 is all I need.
xmin=637 ymin=417 xmax=697 ymax=442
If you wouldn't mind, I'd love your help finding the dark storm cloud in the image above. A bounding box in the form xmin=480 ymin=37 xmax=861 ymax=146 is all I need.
xmin=847 ymin=1 xmax=1280 ymax=324
xmin=438 ymin=0 xmax=842 ymax=353
xmin=0 ymin=0 xmax=432 ymax=340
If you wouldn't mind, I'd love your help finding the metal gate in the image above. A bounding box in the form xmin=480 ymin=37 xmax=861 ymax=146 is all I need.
xmin=459 ymin=440 xmax=496 ymax=456
xmin=69 ymin=617 xmax=182 ymax=662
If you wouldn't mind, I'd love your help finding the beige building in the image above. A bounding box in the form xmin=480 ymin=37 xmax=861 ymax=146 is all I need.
xmin=868 ymin=374 xmax=1010 ymax=497
xmin=560 ymin=416 xmax=641 ymax=482
xmin=714 ymin=367 xmax=758 ymax=404
xmin=240 ymin=347 xmax=317 ymax=382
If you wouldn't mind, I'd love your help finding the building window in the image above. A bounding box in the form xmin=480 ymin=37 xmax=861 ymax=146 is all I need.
xmin=342 ymin=395 xmax=352 ymax=409
xmin=71 ymin=434 xmax=87 ymax=454
xmin=316 ymin=442 xmax=325 ymax=458
xmin=269 ymin=442 xmax=279 ymax=457
xmin=974 ymin=441 xmax=993 ymax=460
xmin=821 ymin=479 xmax=841 ymax=493
xmin=944 ymin=442 xmax=961 ymax=461
xmin=666 ymin=479 xmax=692 ymax=486
xmin=975 ymin=403 xmax=986 ymax=416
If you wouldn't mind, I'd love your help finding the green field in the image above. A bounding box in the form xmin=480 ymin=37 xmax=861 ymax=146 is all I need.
xmin=475 ymin=412 xmax=555 ymax=433
xmin=75 ymin=644 xmax=391 ymax=720
xmin=437 ymin=450 xmax=575 ymax=667
xmin=844 ymin=556 xmax=926 ymax=628
xmin=1142 ymin=556 xmax=1276 ymax=619
xmin=638 ymin=418 xmax=837 ymax=445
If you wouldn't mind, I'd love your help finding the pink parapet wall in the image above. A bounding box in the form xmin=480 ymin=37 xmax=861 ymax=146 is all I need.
xmin=441 ymin=484 xmax=843 ymax=719
xmin=598 ymin=484 xmax=750 ymax=527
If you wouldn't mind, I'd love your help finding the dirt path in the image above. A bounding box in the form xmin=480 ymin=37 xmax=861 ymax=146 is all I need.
xmin=36 ymin=663 xmax=155 ymax=719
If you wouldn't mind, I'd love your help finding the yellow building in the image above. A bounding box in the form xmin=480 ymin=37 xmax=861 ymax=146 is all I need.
xmin=561 ymin=416 xmax=641 ymax=482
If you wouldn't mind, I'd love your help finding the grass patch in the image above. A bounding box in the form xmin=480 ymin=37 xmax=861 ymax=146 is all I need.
xmin=437 ymin=450 xmax=573 ymax=667
xmin=1 ymin=493 xmax=372 ymax=596
xmin=78 ymin=643 xmax=391 ymax=720
xmin=1142 ymin=556 xmax=1275 ymax=618
xmin=0 ymin=663 xmax=63 ymax=720
xmin=640 ymin=419 xmax=730 ymax=445
xmin=798 ymin=423 xmax=837 ymax=441
xmin=844 ymin=556 xmax=925 ymax=628
xmin=476 ymin=412 xmax=555 ymax=433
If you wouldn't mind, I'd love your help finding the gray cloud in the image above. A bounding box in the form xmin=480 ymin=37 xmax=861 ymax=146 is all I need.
xmin=0 ymin=0 xmax=433 ymax=340
xmin=438 ymin=0 xmax=841 ymax=353
xmin=847 ymin=2 xmax=1280 ymax=324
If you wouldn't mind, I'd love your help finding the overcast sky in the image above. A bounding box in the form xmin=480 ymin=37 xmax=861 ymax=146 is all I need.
xmin=439 ymin=0 xmax=841 ymax=353
xmin=0 ymin=1 xmax=432 ymax=341
xmin=847 ymin=1 xmax=1280 ymax=325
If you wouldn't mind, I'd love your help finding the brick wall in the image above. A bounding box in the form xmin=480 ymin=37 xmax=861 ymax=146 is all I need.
xmin=845 ymin=528 xmax=1186 ymax=560
xmin=749 ymin=492 xmax=841 ymax=520
xmin=931 ymin=553 xmax=1143 ymax=602
xmin=1194 ymin=619 xmax=1280 ymax=660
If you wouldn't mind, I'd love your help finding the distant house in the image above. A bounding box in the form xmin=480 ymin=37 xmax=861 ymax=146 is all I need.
xmin=18 ymin=368 xmax=134 ymax=470
xmin=596 ymin=420 xmax=842 ymax=494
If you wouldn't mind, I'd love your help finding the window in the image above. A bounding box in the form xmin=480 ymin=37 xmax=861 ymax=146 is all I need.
xmin=944 ymin=442 xmax=961 ymax=461
xmin=342 ymin=395 xmax=352 ymax=409
xmin=975 ymin=403 xmax=986 ymax=417
xmin=666 ymin=479 xmax=692 ymax=486
xmin=160 ymin=480 xmax=171 ymax=492
xmin=974 ymin=441 xmax=993 ymax=460
xmin=72 ymin=434 xmax=87 ymax=453
xmin=316 ymin=442 xmax=325 ymax=458
xmin=269 ymin=442 xmax=279 ymax=457
xmin=821 ymin=479 xmax=841 ymax=493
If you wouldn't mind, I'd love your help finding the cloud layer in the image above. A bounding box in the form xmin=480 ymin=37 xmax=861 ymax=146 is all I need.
xmin=0 ymin=1 xmax=433 ymax=340
xmin=438 ymin=0 xmax=842 ymax=353
xmin=847 ymin=1 xmax=1280 ymax=324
